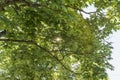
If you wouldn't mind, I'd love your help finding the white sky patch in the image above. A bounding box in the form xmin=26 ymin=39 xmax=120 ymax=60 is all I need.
xmin=81 ymin=5 xmax=120 ymax=80
xmin=107 ymin=30 xmax=120 ymax=80
xmin=71 ymin=61 xmax=80 ymax=70
xmin=81 ymin=5 xmax=97 ymax=18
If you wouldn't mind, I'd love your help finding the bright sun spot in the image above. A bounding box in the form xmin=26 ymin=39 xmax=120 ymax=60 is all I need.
xmin=55 ymin=37 xmax=62 ymax=42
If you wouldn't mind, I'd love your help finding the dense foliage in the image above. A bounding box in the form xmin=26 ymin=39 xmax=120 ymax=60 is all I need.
xmin=0 ymin=0 xmax=120 ymax=80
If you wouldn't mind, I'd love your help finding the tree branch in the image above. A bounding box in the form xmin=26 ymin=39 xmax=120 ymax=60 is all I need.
xmin=79 ymin=9 xmax=96 ymax=14
xmin=0 ymin=38 xmax=32 ymax=43
xmin=64 ymin=5 xmax=97 ymax=14
xmin=0 ymin=38 xmax=82 ymax=74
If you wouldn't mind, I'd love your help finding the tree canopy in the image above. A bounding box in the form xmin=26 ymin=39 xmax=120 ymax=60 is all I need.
xmin=0 ymin=0 xmax=120 ymax=80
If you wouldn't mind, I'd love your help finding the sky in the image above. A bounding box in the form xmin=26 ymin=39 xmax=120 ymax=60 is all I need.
xmin=82 ymin=5 xmax=120 ymax=80
xmin=107 ymin=30 xmax=120 ymax=80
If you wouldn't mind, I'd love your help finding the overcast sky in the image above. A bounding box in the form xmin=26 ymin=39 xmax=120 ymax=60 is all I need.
xmin=83 ymin=5 xmax=120 ymax=80
xmin=107 ymin=30 xmax=120 ymax=80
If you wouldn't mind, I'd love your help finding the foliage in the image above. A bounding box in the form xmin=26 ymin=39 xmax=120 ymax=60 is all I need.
xmin=0 ymin=0 xmax=120 ymax=80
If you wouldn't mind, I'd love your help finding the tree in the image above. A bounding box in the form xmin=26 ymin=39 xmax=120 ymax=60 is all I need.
xmin=0 ymin=0 xmax=120 ymax=80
